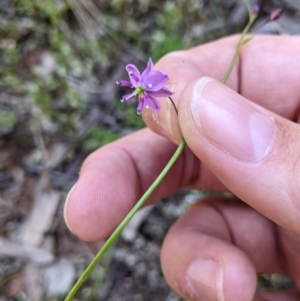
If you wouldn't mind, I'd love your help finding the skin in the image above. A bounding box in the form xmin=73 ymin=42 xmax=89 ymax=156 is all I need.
xmin=64 ymin=35 xmax=300 ymax=301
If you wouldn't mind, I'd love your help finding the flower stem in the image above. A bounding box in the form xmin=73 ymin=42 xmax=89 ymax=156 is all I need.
xmin=222 ymin=13 xmax=257 ymax=84
xmin=64 ymin=138 xmax=186 ymax=301
xmin=168 ymin=97 xmax=178 ymax=115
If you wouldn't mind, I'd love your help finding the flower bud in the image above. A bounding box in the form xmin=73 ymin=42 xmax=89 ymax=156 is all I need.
xmin=269 ymin=8 xmax=282 ymax=21
xmin=251 ymin=4 xmax=260 ymax=15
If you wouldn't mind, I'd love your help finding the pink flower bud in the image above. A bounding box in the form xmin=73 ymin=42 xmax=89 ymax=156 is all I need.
xmin=270 ymin=8 xmax=282 ymax=21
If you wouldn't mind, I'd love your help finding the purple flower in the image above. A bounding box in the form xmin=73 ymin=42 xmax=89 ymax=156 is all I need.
xmin=117 ymin=58 xmax=173 ymax=114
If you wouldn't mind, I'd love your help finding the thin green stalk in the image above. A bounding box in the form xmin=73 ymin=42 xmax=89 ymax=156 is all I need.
xmin=222 ymin=13 xmax=256 ymax=84
xmin=64 ymin=137 xmax=186 ymax=301
xmin=169 ymin=97 xmax=178 ymax=115
xmin=240 ymin=0 xmax=251 ymax=14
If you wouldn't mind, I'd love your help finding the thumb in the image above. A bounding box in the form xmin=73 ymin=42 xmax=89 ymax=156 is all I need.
xmin=179 ymin=77 xmax=300 ymax=233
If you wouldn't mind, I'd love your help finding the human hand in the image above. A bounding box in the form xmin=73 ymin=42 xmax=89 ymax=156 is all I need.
xmin=64 ymin=35 xmax=300 ymax=301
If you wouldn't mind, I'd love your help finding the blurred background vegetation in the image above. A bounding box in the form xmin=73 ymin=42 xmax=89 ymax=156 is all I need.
xmin=0 ymin=0 xmax=299 ymax=300
xmin=0 ymin=0 xmax=239 ymax=156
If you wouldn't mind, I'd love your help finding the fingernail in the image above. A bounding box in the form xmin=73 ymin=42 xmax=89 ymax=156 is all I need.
xmin=191 ymin=78 xmax=275 ymax=161
xmin=187 ymin=259 xmax=224 ymax=301
xmin=63 ymin=183 xmax=77 ymax=233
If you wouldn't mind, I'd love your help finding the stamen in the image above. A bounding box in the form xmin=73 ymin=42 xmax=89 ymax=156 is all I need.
xmin=116 ymin=81 xmax=120 ymax=85
xmin=120 ymin=99 xmax=125 ymax=102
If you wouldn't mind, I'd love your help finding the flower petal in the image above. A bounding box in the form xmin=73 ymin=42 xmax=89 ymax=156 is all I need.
xmin=117 ymin=80 xmax=134 ymax=87
xmin=137 ymin=95 xmax=145 ymax=114
xmin=143 ymin=70 xmax=169 ymax=91
xmin=148 ymin=86 xmax=173 ymax=97
xmin=144 ymin=93 xmax=161 ymax=111
xmin=121 ymin=91 xmax=136 ymax=102
xmin=125 ymin=64 xmax=141 ymax=87
xmin=141 ymin=58 xmax=154 ymax=82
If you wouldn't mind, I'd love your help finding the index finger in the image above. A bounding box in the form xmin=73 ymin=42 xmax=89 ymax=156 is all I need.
xmin=64 ymin=128 xmax=226 ymax=241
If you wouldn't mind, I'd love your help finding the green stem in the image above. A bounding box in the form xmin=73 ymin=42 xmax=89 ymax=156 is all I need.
xmin=168 ymin=97 xmax=178 ymax=115
xmin=240 ymin=0 xmax=251 ymax=14
xmin=222 ymin=14 xmax=256 ymax=84
xmin=64 ymin=137 xmax=186 ymax=301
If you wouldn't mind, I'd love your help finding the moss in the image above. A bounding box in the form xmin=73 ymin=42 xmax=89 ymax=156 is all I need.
xmin=83 ymin=125 xmax=120 ymax=151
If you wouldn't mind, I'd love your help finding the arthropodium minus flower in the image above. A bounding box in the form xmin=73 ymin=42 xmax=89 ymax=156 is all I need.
xmin=117 ymin=58 xmax=173 ymax=114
